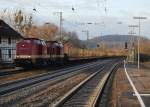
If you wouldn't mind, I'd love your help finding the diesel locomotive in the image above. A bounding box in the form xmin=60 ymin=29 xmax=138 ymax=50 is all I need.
xmin=14 ymin=38 xmax=65 ymax=67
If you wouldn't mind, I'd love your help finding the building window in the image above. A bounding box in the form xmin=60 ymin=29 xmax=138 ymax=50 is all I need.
xmin=8 ymin=37 xmax=11 ymax=44
xmin=0 ymin=49 xmax=2 ymax=59
xmin=8 ymin=49 xmax=11 ymax=58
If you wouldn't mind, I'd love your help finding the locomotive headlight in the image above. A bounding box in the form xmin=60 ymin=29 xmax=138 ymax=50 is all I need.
xmin=28 ymin=56 xmax=31 ymax=58
xmin=16 ymin=55 xmax=31 ymax=58
xmin=24 ymin=55 xmax=30 ymax=58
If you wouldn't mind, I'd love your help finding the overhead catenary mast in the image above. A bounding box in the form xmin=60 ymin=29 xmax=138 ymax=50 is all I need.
xmin=133 ymin=16 xmax=147 ymax=69
xmin=54 ymin=12 xmax=63 ymax=42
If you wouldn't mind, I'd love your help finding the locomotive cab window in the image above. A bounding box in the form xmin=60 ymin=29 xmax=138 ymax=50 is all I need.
xmin=37 ymin=40 xmax=41 ymax=44
xmin=33 ymin=40 xmax=40 ymax=44
xmin=23 ymin=39 xmax=31 ymax=44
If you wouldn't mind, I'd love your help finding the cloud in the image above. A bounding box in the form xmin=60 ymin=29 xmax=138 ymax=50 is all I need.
xmin=0 ymin=0 xmax=150 ymax=39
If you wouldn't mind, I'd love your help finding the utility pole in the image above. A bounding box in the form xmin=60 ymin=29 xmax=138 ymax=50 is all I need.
xmin=82 ymin=30 xmax=89 ymax=48
xmin=80 ymin=22 xmax=104 ymax=57
xmin=133 ymin=16 xmax=147 ymax=69
xmin=128 ymin=25 xmax=138 ymax=62
xmin=54 ymin=12 xmax=63 ymax=42
xmin=82 ymin=30 xmax=90 ymax=57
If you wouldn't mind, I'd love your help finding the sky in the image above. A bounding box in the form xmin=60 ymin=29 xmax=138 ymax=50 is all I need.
xmin=0 ymin=0 xmax=150 ymax=40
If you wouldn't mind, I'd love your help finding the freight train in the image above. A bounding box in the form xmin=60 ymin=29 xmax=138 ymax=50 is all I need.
xmin=14 ymin=38 xmax=126 ymax=68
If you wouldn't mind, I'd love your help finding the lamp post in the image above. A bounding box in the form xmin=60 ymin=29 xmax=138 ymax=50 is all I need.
xmin=133 ymin=16 xmax=147 ymax=69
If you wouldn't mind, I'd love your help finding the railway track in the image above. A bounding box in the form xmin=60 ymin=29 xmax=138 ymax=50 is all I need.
xmin=0 ymin=61 xmax=91 ymax=77
xmin=0 ymin=63 xmax=83 ymax=77
xmin=52 ymin=61 xmax=121 ymax=107
xmin=0 ymin=61 xmax=98 ymax=85
xmin=0 ymin=67 xmax=24 ymax=77
xmin=0 ymin=60 xmax=108 ymax=96
xmin=0 ymin=60 xmax=110 ymax=107
xmin=0 ymin=59 xmax=122 ymax=107
xmin=0 ymin=61 xmax=96 ymax=82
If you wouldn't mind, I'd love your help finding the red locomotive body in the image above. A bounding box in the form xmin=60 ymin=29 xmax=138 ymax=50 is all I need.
xmin=46 ymin=41 xmax=64 ymax=64
xmin=15 ymin=38 xmax=48 ymax=67
xmin=15 ymin=38 xmax=65 ymax=67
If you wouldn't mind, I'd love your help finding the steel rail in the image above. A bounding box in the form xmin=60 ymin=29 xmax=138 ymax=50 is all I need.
xmin=0 ymin=61 xmax=97 ymax=86
xmin=0 ymin=68 xmax=24 ymax=77
xmin=52 ymin=62 xmax=121 ymax=107
xmin=0 ymin=61 xmax=104 ymax=96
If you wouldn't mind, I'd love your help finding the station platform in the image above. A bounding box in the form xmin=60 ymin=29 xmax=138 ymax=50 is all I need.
xmin=108 ymin=62 xmax=150 ymax=107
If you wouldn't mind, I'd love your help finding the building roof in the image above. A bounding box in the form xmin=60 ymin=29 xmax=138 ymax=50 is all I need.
xmin=0 ymin=20 xmax=23 ymax=39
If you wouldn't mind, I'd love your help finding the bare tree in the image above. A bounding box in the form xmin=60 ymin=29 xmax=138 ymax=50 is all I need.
xmin=21 ymin=23 xmax=58 ymax=40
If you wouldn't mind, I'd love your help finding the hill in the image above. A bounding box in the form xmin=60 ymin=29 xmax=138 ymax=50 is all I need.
xmin=86 ymin=35 xmax=149 ymax=49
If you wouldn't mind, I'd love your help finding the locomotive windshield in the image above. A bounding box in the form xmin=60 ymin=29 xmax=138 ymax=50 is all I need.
xmin=23 ymin=40 xmax=31 ymax=43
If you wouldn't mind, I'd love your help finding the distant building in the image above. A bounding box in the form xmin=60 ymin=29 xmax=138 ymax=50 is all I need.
xmin=0 ymin=20 xmax=23 ymax=63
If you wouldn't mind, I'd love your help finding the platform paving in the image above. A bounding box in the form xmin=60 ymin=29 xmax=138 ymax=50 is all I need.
xmin=108 ymin=62 xmax=150 ymax=107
